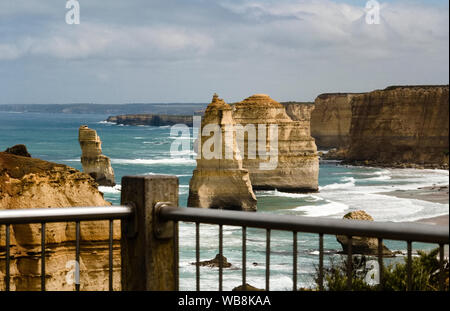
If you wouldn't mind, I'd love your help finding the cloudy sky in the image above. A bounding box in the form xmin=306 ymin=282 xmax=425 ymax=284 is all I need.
xmin=0 ymin=0 xmax=448 ymax=104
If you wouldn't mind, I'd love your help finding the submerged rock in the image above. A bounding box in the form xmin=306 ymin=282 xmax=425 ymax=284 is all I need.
xmin=188 ymin=94 xmax=257 ymax=211
xmin=233 ymin=94 xmax=319 ymax=192
xmin=0 ymin=151 xmax=121 ymax=290
xmin=192 ymin=254 xmax=232 ymax=268
xmin=78 ymin=125 xmax=115 ymax=186
xmin=336 ymin=210 xmax=392 ymax=256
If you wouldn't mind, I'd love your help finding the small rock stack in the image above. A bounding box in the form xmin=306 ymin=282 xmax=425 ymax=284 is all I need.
xmin=78 ymin=125 xmax=115 ymax=187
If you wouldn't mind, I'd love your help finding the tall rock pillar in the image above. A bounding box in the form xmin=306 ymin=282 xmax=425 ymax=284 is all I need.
xmin=78 ymin=125 xmax=115 ymax=187
xmin=188 ymin=94 xmax=257 ymax=211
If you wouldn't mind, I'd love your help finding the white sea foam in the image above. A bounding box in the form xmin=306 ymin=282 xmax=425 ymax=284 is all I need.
xmin=111 ymin=158 xmax=196 ymax=165
xmin=292 ymin=201 xmax=349 ymax=217
xmin=319 ymin=177 xmax=356 ymax=191
xmin=363 ymin=175 xmax=392 ymax=181
xmin=61 ymin=159 xmax=80 ymax=162
xmin=98 ymin=185 xmax=122 ymax=194
xmin=97 ymin=120 xmax=116 ymax=125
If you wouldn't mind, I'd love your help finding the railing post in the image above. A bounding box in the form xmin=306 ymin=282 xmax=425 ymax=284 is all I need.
xmin=120 ymin=175 xmax=179 ymax=291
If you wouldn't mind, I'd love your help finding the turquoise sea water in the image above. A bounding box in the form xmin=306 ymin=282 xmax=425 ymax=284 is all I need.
xmin=1 ymin=112 xmax=448 ymax=290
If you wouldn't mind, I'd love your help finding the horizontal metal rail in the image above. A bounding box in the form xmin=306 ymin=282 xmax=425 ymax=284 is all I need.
xmin=0 ymin=206 xmax=133 ymax=224
xmin=159 ymin=206 xmax=449 ymax=244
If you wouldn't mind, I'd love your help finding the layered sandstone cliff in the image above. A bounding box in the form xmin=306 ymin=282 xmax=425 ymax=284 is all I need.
xmin=345 ymin=85 xmax=449 ymax=168
xmin=188 ymin=94 xmax=257 ymax=211
xmin=78 ymin=126 xmax=115 ymax=186
xmin=310 ymin=93 xmax=365 ymax=149
xmin=0 ymin=150 xmax=120 ymax=291
xmin=233 ymin=94 xmax=319 ymax=192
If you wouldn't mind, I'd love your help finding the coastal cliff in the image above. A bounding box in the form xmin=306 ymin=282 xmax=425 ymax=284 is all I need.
xmin=0 ymin=150 xmax=120 ymax=291
xmin=78 ymin=126 xmax=115 ymax=186
xmin=187 ymin=94 xmax=257 ymax=211
xmin=107 ymin=114 xmax=194 ymax=126
xmin=233 ymin=95 xmax=319 ymax=192
xmin=310 ymin=93 xmax=365 ymax=149
xmin=345 ymin=85 xmax=449 ymax=168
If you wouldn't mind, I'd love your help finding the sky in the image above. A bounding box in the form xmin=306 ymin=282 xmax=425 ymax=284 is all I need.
xmin=0 ymin=0 xmax=448 ymax=104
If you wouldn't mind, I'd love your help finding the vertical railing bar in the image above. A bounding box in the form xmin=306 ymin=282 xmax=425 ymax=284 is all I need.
xmin=378 ymin=238 xmax=383 ymax=290
xmin=439 ymin=243 xmax=444 ymax=291
xmin=266 ymin=229 xmax=271 ymax=291
xmin=174 ymin=221 xmax=179 ymax=291
xmin=5 ymin=224 xmax=10 ymax=291
xmin=75 ymin=221 xmax=80 ymax=292
xmin=41 ymin=222 xmax=46 ymax=291
xmin=195 ymin=222 xmax=200 ymax=291
xmin=219 ymin=224 xmax=223 ymax=291
xmin=108 ymin=219 xmax=113 ymax=291
xmin=319 ymin=233 xmax=324 ymax=291
xmin=293 ymin=231 xmax=297 ymax=291
xmin=242 ymin=226 xmax=247 ymax=287
xmin=407 ymin=241 xmax=412 ymax=291
xmin=346 ymin=236 xmax=352 ymax=291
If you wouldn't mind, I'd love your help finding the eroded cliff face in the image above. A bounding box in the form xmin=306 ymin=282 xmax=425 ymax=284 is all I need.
xmin=346 ymin=86 xmax=449 ymax=168
xmin=233 ymin=94 xmax=319 ymax=192
xmin=79 ymin=126 xmax=115 ymax=186
xmin=0 ymin=151 xmax=120 ymax=291
xmin=311 ymin=93 xmax=365 ymax=149
xmin=188 ymin=94 xmax=257 ymax=211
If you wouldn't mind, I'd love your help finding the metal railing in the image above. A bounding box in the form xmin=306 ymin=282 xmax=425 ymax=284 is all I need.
xmin=1 ymin=174 xmax=449 ymax=291
xmin=0 ymin=206 xmax=132 ymax=291
xmin=158 ymin=203 xmax=449 ymax=291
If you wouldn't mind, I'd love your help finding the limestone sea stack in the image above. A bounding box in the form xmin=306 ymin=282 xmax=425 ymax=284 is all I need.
xmin=187 ymin=94 xmax=257 ymax=211
xmin=336 ymin=211 xmax=392 ymax=256
xmin=345 ymin=85 xmax=449 ymax=168
xmin=233 ymin=94 xmax=319 ymax=192
xmin=311 ymin=93 xmax=365 ymax=149
xmin=78 ymin=125 xmax=115 ymax=186
xmin=0 ymin=150 xmax=120 ymax=290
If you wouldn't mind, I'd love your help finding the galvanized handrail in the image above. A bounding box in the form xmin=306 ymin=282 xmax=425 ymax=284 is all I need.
xmin=0 ymin=206 xmax=133 ymax=224
xmin=158 ymin=206 xmax=449 ymax=244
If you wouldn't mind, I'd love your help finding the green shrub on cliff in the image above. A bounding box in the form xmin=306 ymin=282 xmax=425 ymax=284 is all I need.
xmin=315 ymin=248 xmax=449 ymax=291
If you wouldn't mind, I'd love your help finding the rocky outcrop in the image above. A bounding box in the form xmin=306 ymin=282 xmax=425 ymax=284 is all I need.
xmin=311 ymin=93 xmax=365 ymax=149
xmin=188 ymin=94 xmax=257 ymax=211
xmin=233 ymin=94 xmax=319 ymax=192
xmin=0 ymin=151 xmax=120 ymax=291
xmin=78 ymin=126 xmax=115 ymax=186
xmin=282 ymin=102 xmax=315 ymax=121
xmin=336 ymin=211 xmax=392 ymax=256
xmin=345 ymin=86 xmax=449 ymax=169
xmin=106 ymin=114 xmax=193 ymax=126
xmin=232 ymin=283 xmax=264 ymax=291
xmin=4 ymin=144 xmax=31 ymax=157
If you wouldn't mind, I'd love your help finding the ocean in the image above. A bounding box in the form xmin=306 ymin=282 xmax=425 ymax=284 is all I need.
xmin=1 ymin=111 xmax=449 ymax=290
